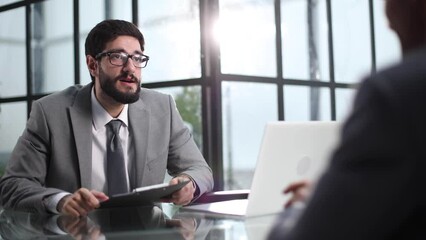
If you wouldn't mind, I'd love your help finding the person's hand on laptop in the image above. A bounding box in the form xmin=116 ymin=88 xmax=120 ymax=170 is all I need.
xmin=283 ymin=179 xmax=312 ymax=208
xmin=165 ymin=175 xmax=196 ymax=206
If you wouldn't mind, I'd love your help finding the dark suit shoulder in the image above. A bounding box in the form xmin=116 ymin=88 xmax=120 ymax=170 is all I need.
xmin=354 ymin=48 xmax=426 ymax=118
xmin=372 ymin=48 xmax=426 ymax=97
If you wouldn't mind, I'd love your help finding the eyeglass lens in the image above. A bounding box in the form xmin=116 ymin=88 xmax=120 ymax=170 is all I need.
xmin=109 ymin=52 xmax=148 ymax=68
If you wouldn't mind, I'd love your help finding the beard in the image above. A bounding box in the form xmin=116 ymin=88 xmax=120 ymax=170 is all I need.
xmin=99 ymin=67 xmax=141 ymax=104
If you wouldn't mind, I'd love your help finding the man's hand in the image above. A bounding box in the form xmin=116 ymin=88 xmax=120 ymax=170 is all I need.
xmin=58 ymin=215 xmax=104 ymax=239
xmin=166 ymin=217 xmax=197 ymax=240
xmin=283 ymin=180 xmax=312 ymax=208
xmin=58 ymin=188 xmax=109 ymax=217
xmin=167 ymin=175 xmax=196 ymax=206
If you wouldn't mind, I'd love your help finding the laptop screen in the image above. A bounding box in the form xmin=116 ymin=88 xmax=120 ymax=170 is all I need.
xmin=181 ymin=121 xmax=341 ymax=218
xmin=246 ymin=121 xmax=341 ymax=217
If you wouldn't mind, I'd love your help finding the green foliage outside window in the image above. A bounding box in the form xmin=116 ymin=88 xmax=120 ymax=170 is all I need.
xmin=173 ymin=86 xmax=203 ymax=150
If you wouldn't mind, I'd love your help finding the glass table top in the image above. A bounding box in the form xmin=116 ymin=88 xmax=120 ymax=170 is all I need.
xmin=0 ymin=203 xmax=279 ymax=239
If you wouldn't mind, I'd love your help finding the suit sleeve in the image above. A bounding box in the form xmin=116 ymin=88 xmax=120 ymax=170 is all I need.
xmin=269 ymin=77 xmax=424 ymax=239
xmin=165 ymin=95 xmax=214 ymax=198
xmin=0 ymin=101 xmax=62 ymax=213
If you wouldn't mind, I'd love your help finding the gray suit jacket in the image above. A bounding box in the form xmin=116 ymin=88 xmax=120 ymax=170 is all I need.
xmin=0 ymin=84 xmax=213 ymax=213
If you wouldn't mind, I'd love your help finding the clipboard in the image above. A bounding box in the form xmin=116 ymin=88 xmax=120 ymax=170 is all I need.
xmin=99 ymin=180 xmax=191 ymax=208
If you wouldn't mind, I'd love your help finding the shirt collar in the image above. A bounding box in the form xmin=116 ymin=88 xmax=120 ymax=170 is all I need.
xmin=91 ymin=86 xmax=129 ymax=130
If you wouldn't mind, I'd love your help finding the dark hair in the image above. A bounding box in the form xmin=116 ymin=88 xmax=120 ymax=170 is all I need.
xmin=85 ymin=19 xmax=145 ymax=81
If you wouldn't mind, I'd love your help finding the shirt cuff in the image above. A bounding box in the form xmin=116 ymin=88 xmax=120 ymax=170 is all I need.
xmin=43 ymin=192 xmax=71 ymax=214
xmin=43 ymin=215 xmax=68 ymax=235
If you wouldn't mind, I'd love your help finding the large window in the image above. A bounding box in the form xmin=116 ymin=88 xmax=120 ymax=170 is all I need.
xmin=32 ymin=0 xmax=74 ymax=94
xmin=138 ymin=0 xmax=202 ymax=82
xmin=0 ymin=0 xmax=400 ymax=190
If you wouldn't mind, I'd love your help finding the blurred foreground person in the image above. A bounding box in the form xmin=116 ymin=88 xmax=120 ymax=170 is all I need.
xmin=269 ymin=0 xmax=426 ymax=239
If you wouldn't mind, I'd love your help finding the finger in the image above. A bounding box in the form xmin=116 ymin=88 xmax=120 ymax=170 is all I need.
xmin=68 ymin=218 xmax=87 ymax=236
xmin=70 ymin=189 xmax=95 ymax=211
xmin=63 ymin=204 xmax=83 ymax=217
xmin=169 ymin=177 xmax=180 ymax=185
xmin=171 ymin=175 xmax=192 ymax=185
xmin=172 ymin=188 xmax=192 ymax=203
xmin=181 ymin=182 xmax=195 ymax=195
xmin=284 ymin=181 xmax=303 ymax=193
xmin=62 ymin=189 xmax=96 ymax=217
xmin=284 ymin=196 xmax=299 ymax=208
xmin=172 ymin=194 xmax=191 ymax=206
xmin=66 ymin=199 xmax=90 ymax=217
xmin=285 ymin=197 xmax=296 ymax=209
xmin=170 ymin=176 xmax=195 ymax=205
xmin=170 ymin=194 xmax=185 ymax=205
xmin=79 ymin=190 xmax=101 ymax=208
xmin=91 ymin=190 xmax=109 ymax=202
xmin=181 ymin=230 xmax=195 ymax=240
xmin=284 ymin=180 xmax=309 ymax=194
xmin=89 ymin=227 xmax=103 ymax=239
xmin=61 ymin=197 xmax=81 ymax=217
xmin=63 ymin=217 xmax=81 ymax=233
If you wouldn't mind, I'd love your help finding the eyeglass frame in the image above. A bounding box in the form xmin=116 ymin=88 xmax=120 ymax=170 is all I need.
xmin=95 ymin=51 xmax=150 ymax=68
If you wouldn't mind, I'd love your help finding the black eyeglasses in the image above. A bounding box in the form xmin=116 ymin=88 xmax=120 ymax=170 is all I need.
xmin=95 ymin=51 xmax=150 ymax=68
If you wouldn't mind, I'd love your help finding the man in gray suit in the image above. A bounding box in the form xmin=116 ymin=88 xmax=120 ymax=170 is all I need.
xmin=269 ymin=0 xmax=426 ymax=239
xmin=0 ymin=19 xmax=213 ymax=217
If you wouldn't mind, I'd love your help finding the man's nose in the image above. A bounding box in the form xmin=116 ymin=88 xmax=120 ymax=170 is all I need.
xmin=123 ymin=58 xmax=136 ymax=73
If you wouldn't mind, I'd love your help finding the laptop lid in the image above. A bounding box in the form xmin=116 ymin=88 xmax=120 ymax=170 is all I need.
xmin=245 ymin=121 xmax=341 ymax=217
xmin=182 ymin=121 xmax=341 ymax=218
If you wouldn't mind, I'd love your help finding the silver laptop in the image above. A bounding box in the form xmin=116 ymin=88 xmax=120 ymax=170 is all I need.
xmin=182 ymin=121 xmax=341 ymax=218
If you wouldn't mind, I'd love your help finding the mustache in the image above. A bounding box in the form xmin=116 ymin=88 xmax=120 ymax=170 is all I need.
xmin=116 ymin=73 xmax=139 ymax=82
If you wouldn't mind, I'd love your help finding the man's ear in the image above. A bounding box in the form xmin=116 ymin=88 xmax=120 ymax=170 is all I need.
xmin=86 ymin=55 xmax=98 ymax=78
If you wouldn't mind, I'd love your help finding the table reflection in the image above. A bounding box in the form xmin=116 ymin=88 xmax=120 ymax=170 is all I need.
xmin=0 ymin=205 xmax=213 ymax=239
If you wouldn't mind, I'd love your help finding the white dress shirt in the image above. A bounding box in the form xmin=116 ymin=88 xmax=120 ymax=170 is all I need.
xmin=44 ymin=87 xmax=134 ymax=213
xmin=90 ymin=87 xmax=132 ymax=193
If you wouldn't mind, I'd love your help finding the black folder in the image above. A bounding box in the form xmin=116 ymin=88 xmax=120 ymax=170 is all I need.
xmin=99 ymin=180 xmax=190 ymax=208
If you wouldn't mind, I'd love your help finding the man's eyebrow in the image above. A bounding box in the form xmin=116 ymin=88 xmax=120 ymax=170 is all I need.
xmin=106 ymin=48 xmax=143 ymax=54
xmin=105 ymin=48 xmax=125 ymax=53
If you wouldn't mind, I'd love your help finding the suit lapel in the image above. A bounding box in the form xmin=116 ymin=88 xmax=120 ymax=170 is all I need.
xmin=129 ymin=98 xmax=150 ymax=188
xmin=69 ymin=84 xmax=93 ymax=188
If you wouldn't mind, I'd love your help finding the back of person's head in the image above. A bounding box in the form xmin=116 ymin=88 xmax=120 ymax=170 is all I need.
xmin=385 ymin=0 xmax=426 ymax=53
xmin=85 ymin=19 xmax=145 ymax=81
